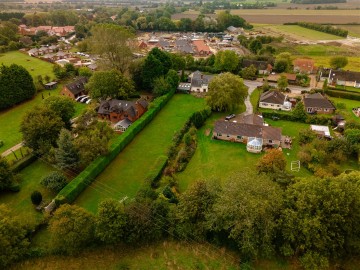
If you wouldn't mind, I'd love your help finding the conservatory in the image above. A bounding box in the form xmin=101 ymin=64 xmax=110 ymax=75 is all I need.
xmin=246 ymin=137 xmax=263 ymax=153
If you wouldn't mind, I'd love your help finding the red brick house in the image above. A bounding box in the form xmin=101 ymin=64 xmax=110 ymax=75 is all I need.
xmin=98 ymin=99 xmax=148 ymax=123
xmin=60 ymin=77 xmax=88 ymax=99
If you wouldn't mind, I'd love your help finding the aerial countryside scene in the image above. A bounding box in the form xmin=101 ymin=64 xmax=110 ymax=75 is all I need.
xmin=0 ymin=0 xmax=360 ymax=269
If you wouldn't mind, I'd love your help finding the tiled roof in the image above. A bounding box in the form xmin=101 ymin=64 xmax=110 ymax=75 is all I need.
xmin=303 ymin=93 xmax=335 ymax=109
xmin=260 ymin=90 xmax=285 ymax=105
xmin=329 ymin=70 xmax=360 ymax=82
xmin=65 ymin=77 xmax=88 ymax=95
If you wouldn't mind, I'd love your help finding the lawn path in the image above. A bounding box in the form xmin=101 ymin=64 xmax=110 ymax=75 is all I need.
xmin=75 ymin=94 xmax=206 ymax=213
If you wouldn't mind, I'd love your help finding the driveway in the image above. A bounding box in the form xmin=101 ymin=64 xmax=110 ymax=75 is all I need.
xmin=243 ymin=80 xmax=263 ymax=115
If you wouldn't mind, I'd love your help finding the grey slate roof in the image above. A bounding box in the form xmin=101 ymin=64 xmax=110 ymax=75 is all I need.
xmin=238 ymin=114 xmax=264 ymax=126
xmin=98 ymin=99 xmax=136 ymax=116
xmin=137 ymin=99 xmax=149 ymax=109
xmin=329 ymin=70 xmax=360 ymax=82
xmin=260 ymin=91 xmax=285 ymax=105
xmin=65 ymin=77 xmax=88 ymax=95
xmin=175 ymin=39 xmax=194 ymax=54
xmin=190 ymin=71 xmax=214 ymax=88
xmin=214 ymin=120 xmax=282 ymax=141
xmin=242 ymin=59 xmax=270 ymax=71
xmin=303 ymin=93 xmax=335 ymax=109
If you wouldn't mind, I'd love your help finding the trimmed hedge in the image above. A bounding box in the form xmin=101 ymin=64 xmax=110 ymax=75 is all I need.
xmin=10 ymin=154 xmax=37 ymax=173
xmin=326 ymin=89 xmax=360 ymax=101
xmin=262 ymin=111 xmax=332 ymax=125
xmin=55 ymin=90 xmax=175 ymax=205
xmin=146 ymin=155 xmax=168 ymax=188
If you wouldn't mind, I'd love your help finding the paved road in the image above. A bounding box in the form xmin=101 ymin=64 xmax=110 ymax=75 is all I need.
xmin=243 ymin=80 xmax=263 ymax=115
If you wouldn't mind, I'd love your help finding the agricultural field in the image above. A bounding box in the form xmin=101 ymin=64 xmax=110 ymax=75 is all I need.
xmin=261 ymin=25 xmax=343 ymax=41
xmin=172 ymin=9 xmax=360 ymax=24
xmin=336 ymin=25 xmax=360 ymax=38
xmin=0 ymin=159 xmax=55 ymax=225
xmin=177 ymin=114 xmax=311 ymax=192
xmin=0 ymin=51 xmax=54 ymax=80
xmin=75 ymin=94 xmax=206 ymax=213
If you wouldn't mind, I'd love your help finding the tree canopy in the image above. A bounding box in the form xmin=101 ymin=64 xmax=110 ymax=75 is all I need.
xmin=86 ymin=70 xmax=135 ymax=100
xmin=206 ymin=72 xmax=248 ymax=112
xmin=0 ymin=64 xmax=36 ymax=110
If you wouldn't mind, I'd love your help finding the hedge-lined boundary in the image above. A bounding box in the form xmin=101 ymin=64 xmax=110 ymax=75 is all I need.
xmin=262 ymin=111 xmax=333 ymax=125
xmin=10 ymin=154 xmax=37 ymax=173
xmin=55 ymin=90 xmax=175 ymax=205
xmin=146 ymin=156 xmax=168 ymax=188
xmin=326 ymin=89 xmax=360 ymax=101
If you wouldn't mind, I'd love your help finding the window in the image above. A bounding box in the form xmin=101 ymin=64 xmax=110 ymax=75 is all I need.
xmin=324 ymin=109 xmax=329 ymax=112
xmin=227 ymin=134 xmax=230 ymax=137
xmin=269 ymin=140 xmax=273 ymax=143
xmin=262 ymin=103 xmax=268 ymax=106
xmin=237 ymin=135 xmax=242 ymax=139
xmin=217 ymin=133 xmax=222 ymax=136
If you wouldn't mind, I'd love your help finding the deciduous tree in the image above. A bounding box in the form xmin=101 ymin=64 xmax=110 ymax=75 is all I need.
xmin=257 ymin=149 xmax=287 ymax=174
xmin=88 ymin=24 xmax=134 ymax=73
xmin=0 ymin=157 xmax=15 ymax=191
xmin=206 ymin=72 xmax=248 ymax=112
xmin=329 ymin=56 xmax=348 ymax=69
xmin=49 ymin=204 xmax=95 ymax=254
xmin=214 ymin=50 xmax=239 ymax=72
xmin=43 ymin=96 xmax=76 ymax=129
xmin=277 ymin=75 xmax=288 ymax=91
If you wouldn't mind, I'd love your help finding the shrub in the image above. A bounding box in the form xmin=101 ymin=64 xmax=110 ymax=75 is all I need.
xmin=41 ymin=172 xmax=68 ymax=193
xmin=31 ymin=191 xmax=42 ymax=205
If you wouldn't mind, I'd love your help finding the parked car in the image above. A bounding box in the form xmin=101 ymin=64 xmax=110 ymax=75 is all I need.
xmin=76 ymin=95 xmax=86 ymax=102
xmin=86 ymin=99 xmax=92 ymax=104
xmin=80 ymin=96 xmax=89 ymax=103
xmin=225 ymin=114 xmax=236 ymax=120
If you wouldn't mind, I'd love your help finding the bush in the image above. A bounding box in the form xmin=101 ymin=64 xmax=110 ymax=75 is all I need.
xmin=31 ymin=191 xmax=42 ymax=205
xmin=55 ymin=89 xmax=175 ymax=204
xmin=41 ymin=172 xmax=68 ymax=193
xmin=326 ymin=89 xmax=360 ymax=101
xmin=10 ymin=154 xmax=37 ymax=173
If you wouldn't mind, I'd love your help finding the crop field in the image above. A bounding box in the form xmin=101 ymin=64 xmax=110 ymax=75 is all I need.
xmin=336 ymin=25 xmax=360 ymax=38
xmin=0 ymin=51 xmax=54 ymax=80
xmin=75 ymin=94 xmax=206 ymax=213
xmin=173 ymin=9 xmax=360 ymax=24
xmin=177 ymin=115 xmax=311 ymax=192
xmin=262 ymin=25 xmax=342 ymax=41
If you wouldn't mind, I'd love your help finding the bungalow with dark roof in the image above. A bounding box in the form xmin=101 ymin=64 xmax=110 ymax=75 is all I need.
xmin=60 ymin=77 xmax=88 ymax=99
xmin=213 ymin=114 xmax=282 ymax=153
xmin=97 ymin=99 xmax=148 ymax=123
xmin=242 ymin=59 xmax=272 ymax=75
xmin=303 ymin=93 xmax=335 ymax=114
xmin=259 ymin=90 xmax=292 ymax=111
xmin=328 ymin=70 xmax=360 ymax=88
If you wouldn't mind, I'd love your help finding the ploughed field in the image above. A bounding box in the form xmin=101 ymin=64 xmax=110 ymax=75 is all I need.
xmin=172 ymin=9 xmax=360 ymax=24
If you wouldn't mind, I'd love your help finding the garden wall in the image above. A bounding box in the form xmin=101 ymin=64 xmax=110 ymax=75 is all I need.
xmin=55 ymin=90 xmax=175 ymax=205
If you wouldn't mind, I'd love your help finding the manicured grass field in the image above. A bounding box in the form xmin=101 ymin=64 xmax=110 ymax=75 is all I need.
xmin=0 ymin=86 xmax=87 ymax=154
xmin=0 ymin=160 xmax=55 ymax=225
xmin=0 ymin=51 xmax=54 ymax=80
xmin=75 ymin=94 xmax=206 ymax=213
xmin=266 ymin=25 xmax=342 ymax=41
xmin=177 ymin=115 xmax=311 ymax=192
xmin=329 ymin=97 xmax=360 ymax=123
xmin=11 ymin=241 xmax=241 ymax=270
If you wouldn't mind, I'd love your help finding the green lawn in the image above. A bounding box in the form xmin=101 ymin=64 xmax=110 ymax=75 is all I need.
xmin=0 ymin=51 xmax=54 ymax=80
xmin=0 ymin=160 xmax=55 ymax=226
xmin=0 ymin=86 xmax=87 ymax=154
xmin=250 ymin=88 xmax=261 ymax=112
xmin=329 ymin=97 xmax=360 ymax=123
xmin=75 ymin=94 xmax=207 ymax=213
xmin=177 ymin=115 xmax=312 ymax=191
xmin=11 ymin=241 xmax=241 ymax=270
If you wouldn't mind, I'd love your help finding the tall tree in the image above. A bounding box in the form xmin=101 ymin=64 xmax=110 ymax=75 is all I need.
xmin=207 ymin=171 xmax=283 ymax=261
xmin=257 ymin=149 xmax=287 ymax=174
xmin=0 ymin=64 xmax=36 ymax=110
xmin=20 ymin=106 xmax=64 ymax=154
xmin=86 ymin=70 xmax=135 ymax=100
xmin=43 ymin=96 xmax=76 ymax=129
xmin=0 ymin=156 xmax=15 ymax=191
xmin=249 ymin=39 xmax=263 ymax=54
xmin=96 ymin=199 xmax=128 ymax=244
xmin=329 ymin=56 xmax=348 ymax=69
xmin=49 ymin=204 xmax=95 ymax=255
xmin=214 ymin=50 xmax=239 ymax=72
xmin=279 ymin=172 xmax=360 ymax=269
xmin=277 ymin=75 xmax=288 ymax=91
xmin=55 ymin=129 xmax=80 ymax=171
xmin=88 ymin=24 xmax=134 ymax=73
xmin=206 ymin=72 xmax=248 ymax=112
xmin=0 ymin=205 xmax=30 ymax=268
